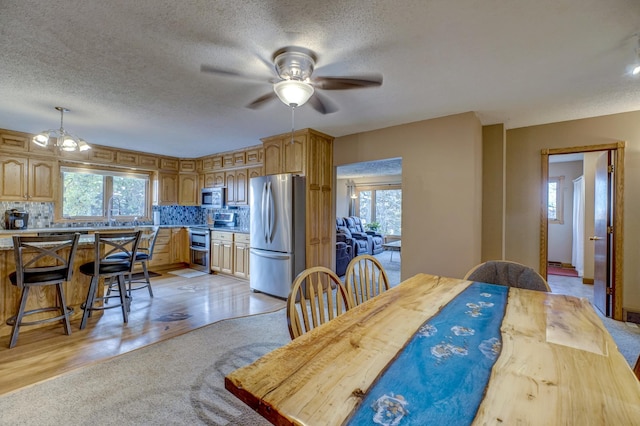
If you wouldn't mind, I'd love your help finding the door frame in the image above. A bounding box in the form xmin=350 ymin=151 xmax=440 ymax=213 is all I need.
xmin=540 ymin=142 xmax=625 ymax=320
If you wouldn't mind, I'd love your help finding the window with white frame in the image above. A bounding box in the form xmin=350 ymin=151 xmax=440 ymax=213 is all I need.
xmin=355 ymin=185 xmax=402 ymax=235
xmin=548 ymin=176 xmax=564 ymax=224
xmin=60 ymin=166 xmax=151 ymax=221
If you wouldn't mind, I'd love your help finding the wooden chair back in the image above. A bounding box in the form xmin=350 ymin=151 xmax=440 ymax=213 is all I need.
xmin=464 ymin=260 xmax=550 ymax=292
xmin=92 ymin=231 xmax=143 ymax=275
xmin=287 ymin=266 xmax=353 ymax=339
xmin=344 ymin=254 xmax=390 ymax=306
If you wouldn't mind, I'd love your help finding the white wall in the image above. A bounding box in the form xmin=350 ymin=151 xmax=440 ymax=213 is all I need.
xmin=548 ymin=160 xmax=583 ymax=264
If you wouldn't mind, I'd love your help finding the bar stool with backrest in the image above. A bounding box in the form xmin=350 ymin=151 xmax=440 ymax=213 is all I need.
xmin=106 ymin=226 xmax=160 ymax=299
xmin=79 ymin=230 xmax=142 ymax=330
xmin=7 ymin=233 xmax=80 ymax=348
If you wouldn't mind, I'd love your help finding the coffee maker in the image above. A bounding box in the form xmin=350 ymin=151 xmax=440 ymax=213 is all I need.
xmin=4 ymin=209 xmax=29 ymax=230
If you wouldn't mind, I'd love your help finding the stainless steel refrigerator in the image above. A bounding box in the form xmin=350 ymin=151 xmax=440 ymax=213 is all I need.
xmin=249 ymin=173 xmax=306 ymax=298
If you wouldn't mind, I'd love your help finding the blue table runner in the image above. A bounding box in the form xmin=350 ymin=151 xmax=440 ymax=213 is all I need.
xmin=346 ymin=282 xmax=509 ymax=426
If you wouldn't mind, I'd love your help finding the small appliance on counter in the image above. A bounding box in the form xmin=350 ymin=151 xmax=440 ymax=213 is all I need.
xmin=4 ymin=209 xmax=29 ymax=230
xmin=213 ymin=212 xmax=236 ymax=228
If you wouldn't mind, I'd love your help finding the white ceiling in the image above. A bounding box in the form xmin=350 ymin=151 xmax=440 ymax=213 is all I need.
xmin=1 ymin=1 xmax=639 ymax=158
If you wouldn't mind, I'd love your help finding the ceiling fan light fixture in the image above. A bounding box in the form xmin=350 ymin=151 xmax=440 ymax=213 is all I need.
xmin=273 ymin=80 xmax=314 ymax=107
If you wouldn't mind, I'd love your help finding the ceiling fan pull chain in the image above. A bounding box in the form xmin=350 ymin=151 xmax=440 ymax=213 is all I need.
xmin=290 ymin=105 xmax=295 ymax=144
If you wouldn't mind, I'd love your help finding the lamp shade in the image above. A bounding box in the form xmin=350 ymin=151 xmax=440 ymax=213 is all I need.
xmin=273 ymin=80 xmax=314 ymax=107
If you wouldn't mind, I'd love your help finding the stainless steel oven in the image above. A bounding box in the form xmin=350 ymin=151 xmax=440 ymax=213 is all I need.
xmin=188 ymin=227 xmax=210 ymax=272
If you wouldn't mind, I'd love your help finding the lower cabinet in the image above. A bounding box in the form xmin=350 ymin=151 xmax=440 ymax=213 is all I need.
xmin=211 ymin=231 xmax=250 ymax=279
xmin=233 ymin=233 xmax=250 ymax=279
xmin=149 ymin=227 xmax=188 ymax=269
xmin=211 ymin=231 xmax=233 ymax=274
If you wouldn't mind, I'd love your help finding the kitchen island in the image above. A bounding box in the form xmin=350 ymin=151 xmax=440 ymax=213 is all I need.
xmin=0 ymin=226 xmax=160 ymax=338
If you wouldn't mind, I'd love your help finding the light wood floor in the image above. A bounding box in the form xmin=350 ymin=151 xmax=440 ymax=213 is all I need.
xmin=0 ymin=269 xmax=285 ymax=396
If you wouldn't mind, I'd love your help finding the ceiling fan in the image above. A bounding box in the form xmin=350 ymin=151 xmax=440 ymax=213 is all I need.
xmin=201 ymin=46 xmax=383 ymax=114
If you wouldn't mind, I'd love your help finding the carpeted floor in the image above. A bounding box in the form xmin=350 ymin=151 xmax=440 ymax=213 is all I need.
xmin=0 ymin=309 xmax=290 ymax=426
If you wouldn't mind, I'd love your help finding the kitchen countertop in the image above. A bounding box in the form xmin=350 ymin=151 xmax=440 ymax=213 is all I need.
xmin=0 ymin=224 xmax=250 ymax=248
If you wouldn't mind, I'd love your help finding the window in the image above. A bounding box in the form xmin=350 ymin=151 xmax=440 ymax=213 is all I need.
xmin=356 ymin=185 xmax=402 ymax=235
xmin=548 ymin=176 xmax=564 ymax=224
xmin=61 ymin=166 xmax=151 ymax=221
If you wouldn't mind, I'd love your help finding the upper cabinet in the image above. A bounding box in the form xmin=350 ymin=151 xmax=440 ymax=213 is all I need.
xmin=262 ymin=133 xmax=305 ymax=175
xmin=178 ymin=173 xmax=199 ymax=206
xmin=0 ymin=156 xmax=56 ymax=201
xmin=157 ymin=172 xmax=178 ymax=205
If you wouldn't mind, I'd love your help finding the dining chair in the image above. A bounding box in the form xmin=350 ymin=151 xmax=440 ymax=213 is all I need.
xmin=6 ymin=233 xmax=81 ymax=348
xmin=464 ymin=260 xmax=551 ymax=292
xmin=287 ymin=266 xmax=353 ymax=340
xmin=106 ymin=226 xmax=160 ymax=299
xmin=79 ymin=231 xmax=142 ymax=329
xmin=344 ymin=254 xmax=390 ymax=307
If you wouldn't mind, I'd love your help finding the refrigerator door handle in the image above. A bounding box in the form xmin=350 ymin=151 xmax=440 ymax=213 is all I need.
xmin=250 ymin=248 xmax=290 ymax=260
xmin=261 ymin=181 xmax=268 ymax=243
xmin=267 ymin=181 xmax=275 ymax=243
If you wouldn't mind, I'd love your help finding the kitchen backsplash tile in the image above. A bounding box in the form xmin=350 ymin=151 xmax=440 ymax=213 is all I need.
xmin=1 ymin=201 xmax=250 ymax=230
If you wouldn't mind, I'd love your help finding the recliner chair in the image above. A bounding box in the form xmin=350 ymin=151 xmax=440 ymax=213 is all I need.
xmin=350 ymin=216 xmax=384 ymax=255
xmin=337 ymin=217 xmax=369 ymax=256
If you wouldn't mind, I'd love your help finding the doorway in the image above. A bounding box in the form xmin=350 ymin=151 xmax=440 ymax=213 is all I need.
xmin=336 ymin=158 xmax=402 ymax=286
xmin=540 ymin=142 xmax=625 ymax=319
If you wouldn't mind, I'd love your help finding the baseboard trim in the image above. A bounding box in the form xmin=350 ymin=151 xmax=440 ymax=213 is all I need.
xmin=582 ymin=278 xmax=594 ymax=285
xmin=624 ymin=309 xmax=640 ymax=324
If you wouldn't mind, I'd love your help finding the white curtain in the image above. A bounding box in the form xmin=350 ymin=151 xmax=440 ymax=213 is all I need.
xmin=572 ymin=176 xmax=585 ymax=277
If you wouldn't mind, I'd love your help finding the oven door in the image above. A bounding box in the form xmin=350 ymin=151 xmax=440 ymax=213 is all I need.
xmin=188 ymin=228 xmax=210 ymax=272
xmin=189 ymin=247 xmax=209 ymax=272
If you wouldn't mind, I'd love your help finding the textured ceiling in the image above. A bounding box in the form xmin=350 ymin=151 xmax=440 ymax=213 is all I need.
xmin=1 ymin=1 xmax=639 ymax=158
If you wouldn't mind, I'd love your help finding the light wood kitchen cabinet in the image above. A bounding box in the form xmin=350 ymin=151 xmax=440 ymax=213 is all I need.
xmin=225 ymin=171 xmax=236 ymax=205
xmin=116 ymin=151 xmax=139 ymax=167
xmin=248 ymin=166 xmax=263 ymax=180
xmin=246 ymin=147 xmax=263 ymax=165
xmin=148 ymin=227 xmax=187 ymax=268
xmin=28 ymin=158 xmax=56 ymax=201
xmin=178 ymin=173 xmax=199 ymax=205
xmin=234 ymin=168 xmax=248 ymax=205
xmin=261 ymin=128 xmax=334 ymax=271
xmin=149 ymin=228 xmax=171 ymax=267
xmin=233 ymin=233 xmax=250 ymax=279
xmin=204 ymin=171 xmax=225 ymax=188
xmin=180 ymin=159 xmax=197 ymax=173
xmin=171 ymin=227 xmax=188 ymax=263
xmin=211 ymin=231 xmax=233 ymax=274
xmin=0 ymin=156 xmax=56 ymax=201
xmin=262 ymin=133 xmax=305 ymax=175
xmin=158 ymin=172 xmax=178 ymax=205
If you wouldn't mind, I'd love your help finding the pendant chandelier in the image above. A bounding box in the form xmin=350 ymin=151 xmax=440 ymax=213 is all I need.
xmin=32 ymin=106 xmax=92 ymax=152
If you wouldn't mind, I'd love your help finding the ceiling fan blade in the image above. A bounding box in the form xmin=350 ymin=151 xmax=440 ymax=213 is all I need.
xmin=200 ymin=64 xmax=273 ymax=83
xmin=200 ymin=64 xmax=246 ymax=78
xmin=312 ymin=74 xmax=383 ymax=90
xmin=246 ymin=92 xmax=277 ymax=109
xmin=307 ymin=92 xmax=338 ymax=115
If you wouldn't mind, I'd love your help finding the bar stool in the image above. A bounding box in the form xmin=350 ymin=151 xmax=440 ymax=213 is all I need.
xmin=106 ymin=226 xmax=160 ymax=299
xmin=79 ymin=231 xmax=142 ymax=330
xmin=7 ymin=233 xmax=80 ymax=348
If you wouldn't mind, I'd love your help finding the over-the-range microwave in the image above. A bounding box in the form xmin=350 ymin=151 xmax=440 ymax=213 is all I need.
xmin=201 ymin=187 xmax=225 ymax=208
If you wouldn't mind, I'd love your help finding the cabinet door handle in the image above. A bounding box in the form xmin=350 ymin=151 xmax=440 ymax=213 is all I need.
xmin=589 ymin=236 xmax=602 ymax=240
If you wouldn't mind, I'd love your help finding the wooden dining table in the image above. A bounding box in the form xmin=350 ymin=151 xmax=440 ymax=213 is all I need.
xmin=225 ymin=273 xmax=640 ymax=425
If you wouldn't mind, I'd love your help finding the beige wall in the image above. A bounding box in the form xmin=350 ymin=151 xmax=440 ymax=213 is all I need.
xmin=334 ymin=112 xmax=483 ymax=281
xmin=505 ymin=110 xmax=640 ymax=312
xmin=481 ymin=124 xmax=505 ymax=261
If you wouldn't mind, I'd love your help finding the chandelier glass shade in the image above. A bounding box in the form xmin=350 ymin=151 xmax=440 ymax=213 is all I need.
xmin=32 ymin=107 xmax=91 ymax=152
xmin=273 ymin=80 xmax=314 ymax=107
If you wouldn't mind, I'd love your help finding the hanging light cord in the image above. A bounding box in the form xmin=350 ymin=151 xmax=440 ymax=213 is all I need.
xmin=290 ymin=105 xmax=296 ymax=144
